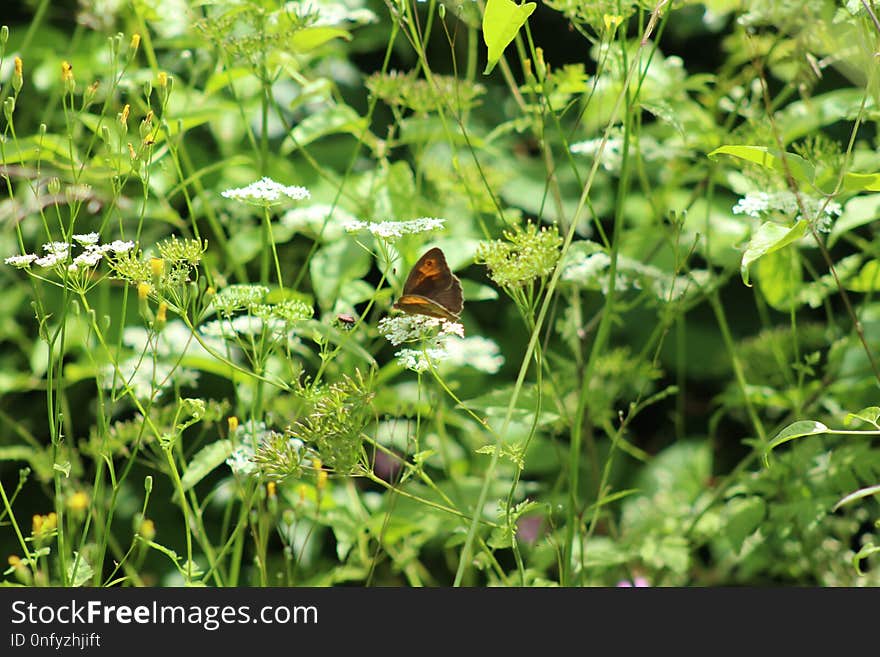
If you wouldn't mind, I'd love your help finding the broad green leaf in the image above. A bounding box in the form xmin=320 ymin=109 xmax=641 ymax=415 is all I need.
xmin=740 ymin=220 xmax=807 ymax=286
xmin=310 ymin=240 xmax=372 ymax=310
xmin=226 ymin=226 xmax=263 ymax=267
xmin=829 ymin=193 xmax=880 ymax=247
xmin=708 ymin=145 xmax=815 ymax=184
xmin=767 ymin=420 xmax=829 ymax=452
xmin=282 ymin=104 xmax=374 ymax=152
xmin=482 ymin=0 xmax=536 ymax=75
xmin=777 ymin=89 xmax=870 ymax=143
xmin=755 ymin=246 xmax=801 ymax=310
xmin=180 ymin=440 xmax=233 ymax=492
xmin=845 ymin=259 xmax=880 ymax=292
xmin=840 ymin=171 xmax=880 ymax=192
xmin=289 ymin=26 xmax=351 ymax=52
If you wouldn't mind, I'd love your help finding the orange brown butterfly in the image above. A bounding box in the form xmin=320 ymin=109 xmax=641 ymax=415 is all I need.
xmin=392 ymin=247 xmax=463 ymax=323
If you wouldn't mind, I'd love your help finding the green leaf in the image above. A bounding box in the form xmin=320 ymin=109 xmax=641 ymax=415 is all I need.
xmin=180 ymin=440 xmax=233 ymax=492
xmin=482 ymin=0 xmax=536 ymax=75
xmin=841 ymin=172 xmax=880 ymax=192
xmin=755 ymin=246 xmax=802 ymax=310
xmin=829 ymin=193 xmax=880 ymax=247
xmin=282 ymin=104 xmax=374 ymax=152
xmin=67 ymin=552 xmax=94 ymax=587
xmin=740 ymin=220 xmax=807 ymax=286
xmin=708 ymin=145 xmax=815 ymax=184
xmin=844 ymin=406 xmax=880 ymax=428
xmin=833 ymin=484 xmax=880 ymax=512
xmin=845 ymin=259 xmax=880 ymax=292
xmin=723 ymin=497 xmax=766 ymax=553
xmin=767 ymin=420 xmax=829 ymax=453
xmin=289 ymin=26 xmax=351 ymax=53
xmin=310 ymin=240 xmax=372 ymax=310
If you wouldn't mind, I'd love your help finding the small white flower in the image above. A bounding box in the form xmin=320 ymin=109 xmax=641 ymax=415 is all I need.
xmin=73 ymin=232 xmax=101 ymax=246
xmin=732 ymin=192 xmax=771 ymax=217
xmin=103 ymin=240 xmax=135 ymax=254
xmin=570 ymin=137 xmax=624 ymax=172
xmin=43 ymin=241 xmax=71 ymax=256
xmin=74 ymin=250 xmax=103 ymax=268
xmin=5 ymin=254 xmax=37 ymax=268
xmin=221 ymin=177 xmax=311 ymax=205
xmin=394 ymin=346 xmax=449 ymax=372
xmin=343 ymin=217 xmax=445 ymax=240
xmin=226 ymin=445 xmax=257 ymax=476
xmin=379 ymin=314 xmax=463 ymax=345
xmin=35 ymin=253 xmax=65 ymax=268
xmin=199 ymin=315 xmax=288 ymax=339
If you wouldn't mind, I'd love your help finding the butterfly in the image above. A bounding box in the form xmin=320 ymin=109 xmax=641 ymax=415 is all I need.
xmin=393 ymin=247 xmax=463 ymax=323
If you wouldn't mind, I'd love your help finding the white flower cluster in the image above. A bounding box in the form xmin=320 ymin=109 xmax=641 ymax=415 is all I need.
xmin=283 ymin=0 xmax=378 ymax=26
xmin=378 ymin=314 xmax=464 ymax=346
xmin=570 ymin=132 xmax=665 ymax=174
xmin=221 ymin=177 xmax=311 ymax=205
xmin=200 ymin=315 xmax=289 ymax=340
xmin=379 ymin=315 xmax=501 ymax=374
xmin=5 ymin=234 xmax=134 ymax=271
xmin=732 ymin=191 xmax=842 ymax=232
xmin=343 ymin=217 xmax=445 ymax=240
xmin=563 ymin=244 xmax=709 ymax=301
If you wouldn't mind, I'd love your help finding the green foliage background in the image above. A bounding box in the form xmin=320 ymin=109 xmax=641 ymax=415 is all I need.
xmin=2 ymin=0 xmax=880 ymax=586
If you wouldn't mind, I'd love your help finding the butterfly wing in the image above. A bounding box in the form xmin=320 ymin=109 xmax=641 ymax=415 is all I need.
xmin=400 ymin=247 xmax=455 ymax=298
xmin=393 ymin=248 xmax=464 ymax=321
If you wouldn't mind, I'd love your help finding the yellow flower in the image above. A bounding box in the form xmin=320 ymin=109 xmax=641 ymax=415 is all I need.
xmin=67 ymin=491 xmax=89 ymax=512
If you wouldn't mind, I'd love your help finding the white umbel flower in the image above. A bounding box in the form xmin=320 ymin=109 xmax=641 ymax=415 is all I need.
xmin=221 ymin=177 xmax=311 ymax=205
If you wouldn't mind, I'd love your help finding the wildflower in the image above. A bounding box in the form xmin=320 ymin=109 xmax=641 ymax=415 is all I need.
xmin=66 ymin=491 xmax=90 ymax=512
xmin=394 ymin=346 xmax=449 ymax=372
xmin=32 ymin=512 xmax=58 ymax=541
xmin=138 ymin=518 xmax=156 ymax=541
xmin=34 ymin=253 xmax=66 ymax=268
xmin=100 ymin=240 xmax=136 ymax=254
xmin=226 ymin=445 xmax=257 ymax=476
xmin=61 ymin=61 xmax=75 ymax=93
xmin=378 ymin=314 xmax=464 ymax=345
xmin=43 ymin=241 xmax=71 ymax=256
xmin=5 ymin=254 xmax=37 ymax=268
xmin=342 ymin=217 xmax=445 ymax=240
xmin=72 ymin=232 xmax=100 ymax=246
xmin=13 ymin=56 xmax=23 ymax=93
xmin=732 ymin=191 xmax=771 ymax=218
xmin=73 ymin=250 xmax=103 ymax=268
xmin=221 ymin=177 xmax=310 ymax=206
xmin=477 ymin=221 xmax=563 ymax=290
xmin=732 ymin=190 xmax=842 ymax=232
